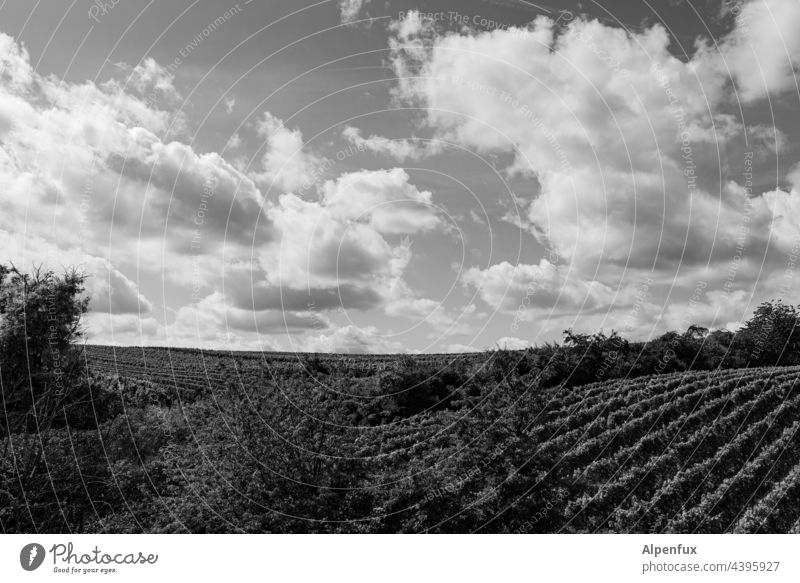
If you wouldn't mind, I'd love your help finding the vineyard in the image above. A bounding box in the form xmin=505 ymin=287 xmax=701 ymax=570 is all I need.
xmin=77 ymin=345 xmax=800 ymax=533
xmin=83 ymin=344 xmax=480 ymax=380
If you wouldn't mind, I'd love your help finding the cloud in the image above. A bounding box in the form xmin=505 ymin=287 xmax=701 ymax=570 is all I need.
xmin=0 ymin=230 xmax=153 ymax=316
xmin=230 ymin=281 xmax=383 ymax=312
xmin=720 ymin=0 xmax=800 ymax=102
xmin=107 ymin=135 xmax=267 ymax=253
xmin=85 ymin=291 xmax=324 ymax=349
xmin=213 ymin=168 xmax=446 ymax=336
xmin=387 ymin=4 xmax=800 ymax=337
xmin=0 ymin=32 xmax=266 ymax=266
xmin=120 ymin=57 xmax=182 ymax=105
xmin=761 ymin=169 xmax=800 ymax=254
xmin=339 ymin=0 xmax=371 ymax=25
xmin=252 ymin=112 xmax=327 ymax=193
xmin=224 ymin=96 xmax=236 ymax=114
xmin=444 ymin=342 xmax=478 ymax=353
xmin=747 ymin=124 xmax=788 ymax=157
xmin=84 ymin=313 xmax=162 ymax=343
xmin=264 ymin=191 xmax=393 ymax=288
xmin=299 ymin=324 xmax=405 ymax=353
xmin=494 ymin=336 xmax=532 ymax=350
xmin=0 ymin=31 xmax=453 ymax=349
xmin=385 ymin=294 xmax=474 ymax=336
xmin=260 ymin=168 xmax=440 ymax=290
xmin=342 ymin=126 xmax=445 ymax=161
xmin=0 ymin=32 xmax=329 ymax=346
xmin=186 ymin=292 xmax=327 ymax=334
xmin=88 ymin=262 xmax=154 ymax=315
xmin=226 ymin=133 xmax=242 ymax=150
xmin=0 ymin=34 xmax=33 ymax=93
xmin=322 ymin=167 xmax=441 ymax=234
xmin=461 ymin=259 xmax=617 ymax=316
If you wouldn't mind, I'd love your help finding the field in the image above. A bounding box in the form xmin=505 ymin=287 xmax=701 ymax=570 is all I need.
xmin=75 ymin=345 xmax=800 ymax=534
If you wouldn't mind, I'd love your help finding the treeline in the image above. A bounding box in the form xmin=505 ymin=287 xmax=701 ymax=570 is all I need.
xmin=1 ymin=263 xmax=799 ymax=533
xmin=533 ymin=298 xmax=800 ymax=389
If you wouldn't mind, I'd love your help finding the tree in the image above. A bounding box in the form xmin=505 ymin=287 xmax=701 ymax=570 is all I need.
xmin=0 ymin=264 xmax=89 ymax=435
xmin=0 ymin=264 xmax=90 ymax=532
xmin=739 ymin=301 xmax=800 ymax=366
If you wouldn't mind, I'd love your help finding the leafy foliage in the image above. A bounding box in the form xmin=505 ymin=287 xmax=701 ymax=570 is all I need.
xmin=2 ymin=263 xmax=800 ymax=533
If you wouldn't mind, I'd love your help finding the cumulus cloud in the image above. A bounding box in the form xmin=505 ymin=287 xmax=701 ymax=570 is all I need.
xmin=0 ymin=32 xmax=265 ymax=266
xmin=720 ymin=0 xmax=800 ymax=102
xmin=182 ymin=167 xmax=448 ymax=342
xmin=461 ymin=259 xmax=617 ymax=316
xmin=761 ymin=166 xmax=800 ymax=253
xmin=387 ymin=3 xmax=800 ymax=335
xmin=182 ymin=292 xmax=327 ymax=335
xmin=120 ymin=57 xmax=182 ymax=105
xmin=226 ymin=132 xmax=242 ymax=149
xmin=260 ymin=168 xmax=440 ymax=290
xmin=88 ymin=262 xmax=154 ymax=314
xmin=85 ymin=291 xmax=324 ymax=349
xmin=107 ymin=135 xmax=266 ymax=252
xmin=299 ymin=324 xmax=405 ymax=353
xmin=252 ymin=112 xmax=327 ymax=193
xmin=264 ymin=192 xmax=393 ymax=289
xmin=0 ymin=32 xmax=301 ymax=346
xmin=84 ymin=313 xmax=162 ymax=344
xmin=322 ymin=167 xmax=441 ymax=234
xmin=0 ymin=230 xmax=153 ymax=316
xmin=0 ymin=31 xmax=462 ymax=349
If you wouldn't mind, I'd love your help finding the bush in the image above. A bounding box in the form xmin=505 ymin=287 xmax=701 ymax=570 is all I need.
xmin=0 ymin=264 xmax=89 ymax=435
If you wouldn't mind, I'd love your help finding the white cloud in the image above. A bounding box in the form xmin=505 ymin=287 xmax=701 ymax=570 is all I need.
xmin=224 ymin=96 xmax=236 ymax=114
xmin=0 ymin=31 xmax=454 ymax=349
xmin=0 ymin=34 xmax=33 ymax=93
xmin=264 ymin=191 xmax=394 ymax=289
xmin=0 ymin=230 xmax=153 ymax=315
xmin=88 ymin=262 xmax=154 ymax=315
xmin=226 ymin=132 xmax=242 ymax=150
xmin=338 ymin=0 xmax=371 ymax=25
xmin=260 ymin=168 xmax=440 ymax=290
xmin=109 ymin=134 xmax=266 ymax=252
xmin=169 ymin=168 xmax=441 ymax=342
xmin=84 ymin=313 xmax=162 ymax=344
xmin=493 ymin=336 xmax=532 ymax=350
xmin=322 ymin=167 xmax=441 ymax=234
xmin=444 ymin=342 xmax=478 ymax=353
xmin=252 ymin=112 xmax=326 ymax=193
xmin=720 ymin=0 xmax=800 ymax=102
xmin=299 ymin=324 xmax=405 ymax=353
xmin=342 ymin=126 xmax=445 ymax=161
xmin=0 ymin=32 xmax=264 ymax=268
xmin=384 ymin=288 xmax=475 ymax=337
xmin=462 ymin=259 xmax=617 ymax=315
xmin=122 ymin=57 xmax=181 ymax=105
xmin=387 ymin=4 xmax=800 ymax=336
xmin=0 ymin=33 xmax=290 ymax=345
xmin=85 ymin=291 xmax=322 ymax=349
xmin=175 ymin=292 xmax=327 ymax=335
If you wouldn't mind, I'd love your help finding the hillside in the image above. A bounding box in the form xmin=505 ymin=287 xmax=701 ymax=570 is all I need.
xmin=69 ymin=345 xmax=800 ymax=533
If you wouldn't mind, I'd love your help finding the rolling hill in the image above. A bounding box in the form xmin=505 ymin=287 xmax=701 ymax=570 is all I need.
xmin=78 ymin=345 xmax=800 ymax=533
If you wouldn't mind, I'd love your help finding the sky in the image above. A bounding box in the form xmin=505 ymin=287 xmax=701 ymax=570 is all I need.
xmin=1 ymin=0 xmax=799 ymax=353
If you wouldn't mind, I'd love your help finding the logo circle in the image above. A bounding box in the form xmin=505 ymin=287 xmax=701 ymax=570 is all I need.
xmin=20 ymin=543 xmax=46 ymax=571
